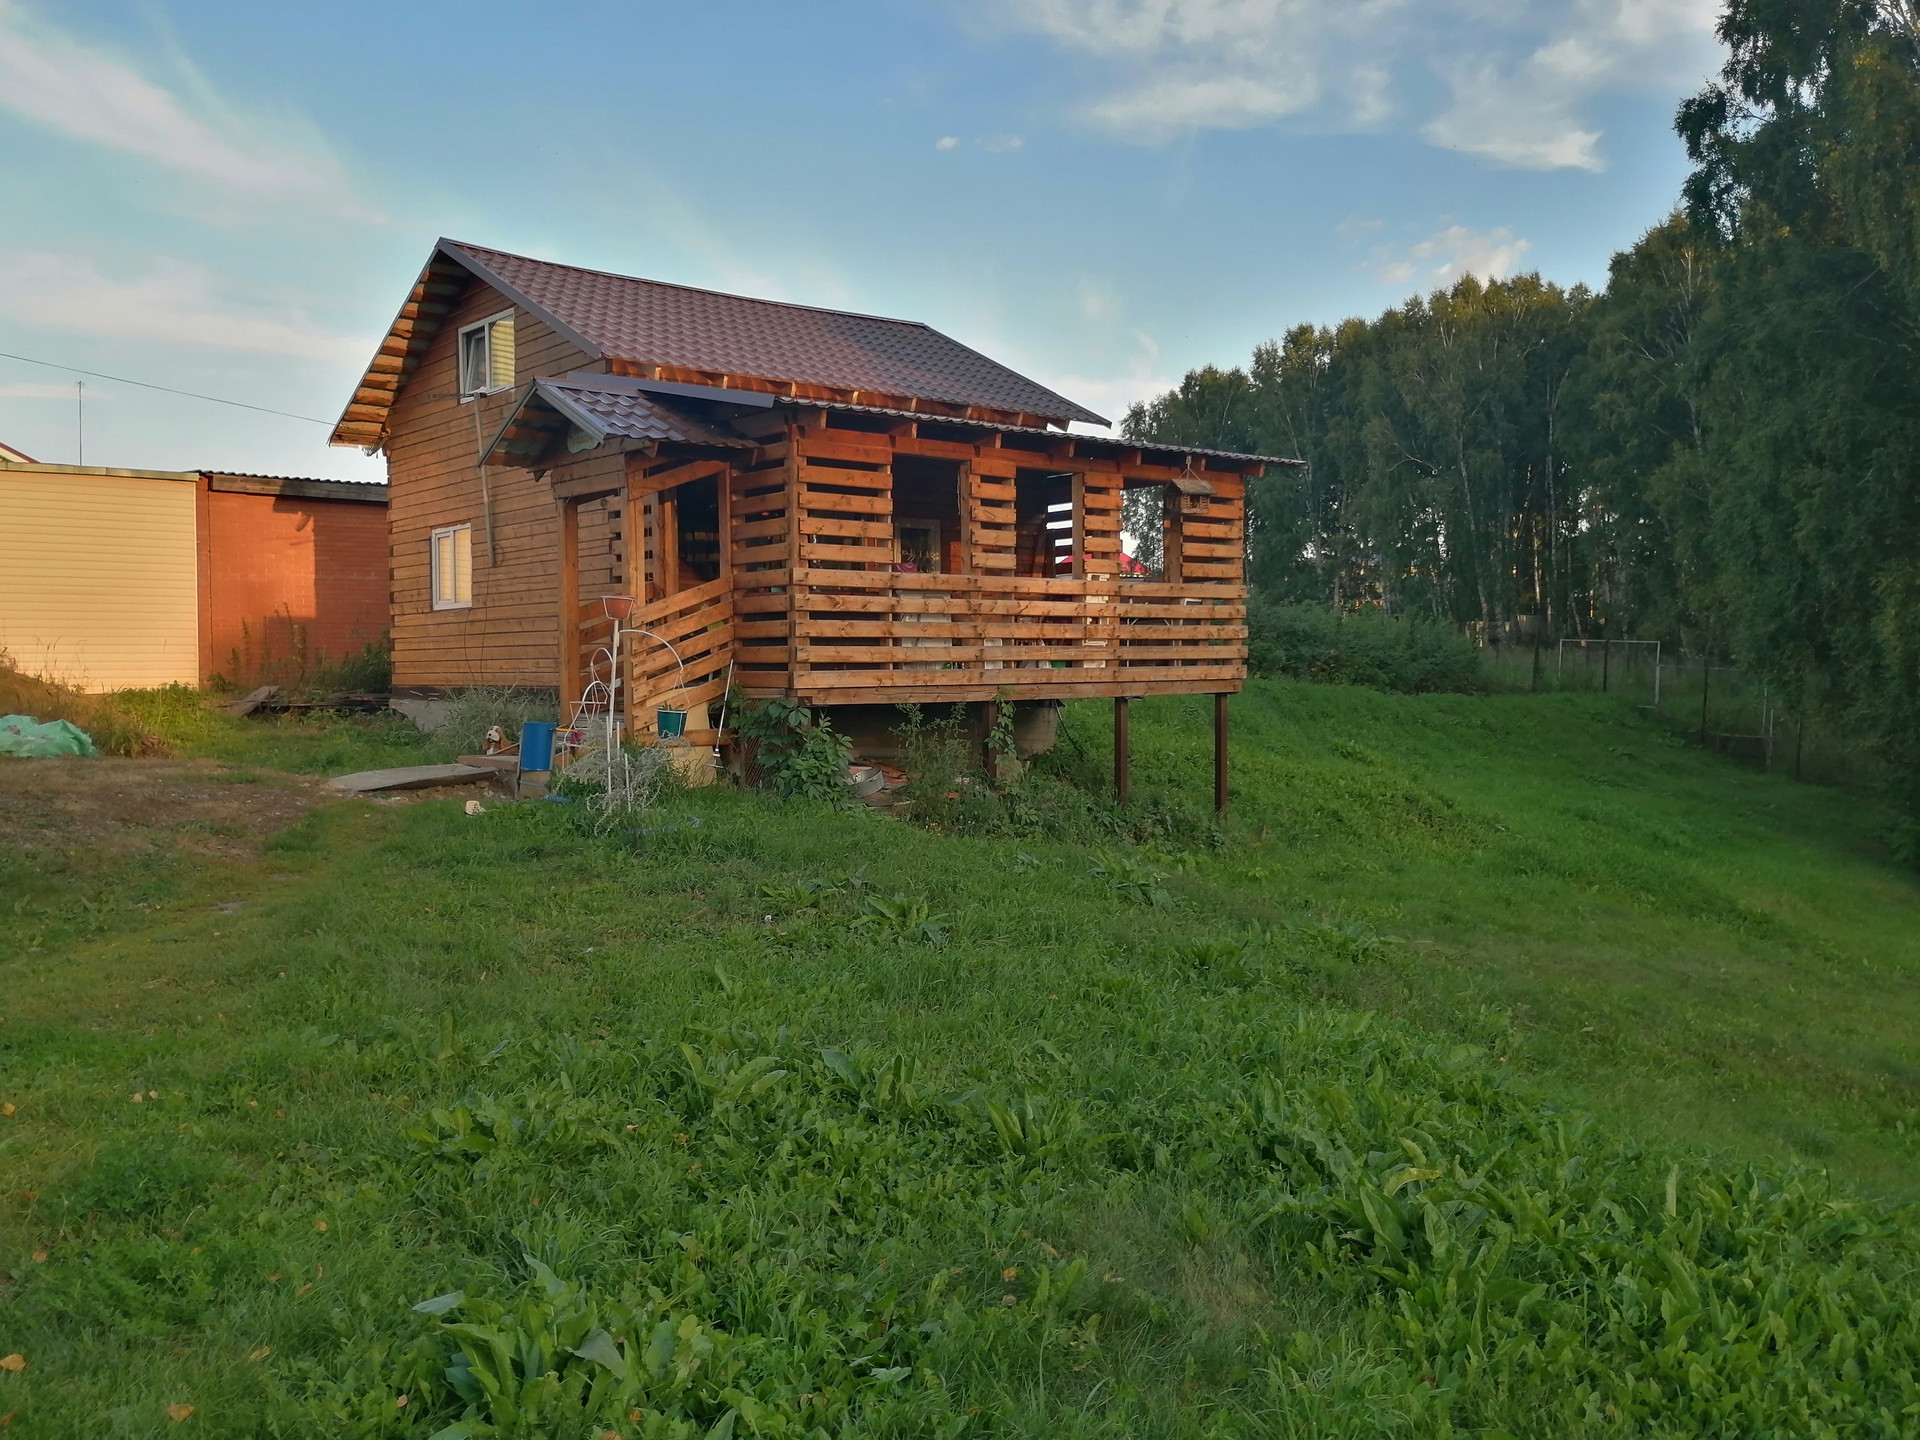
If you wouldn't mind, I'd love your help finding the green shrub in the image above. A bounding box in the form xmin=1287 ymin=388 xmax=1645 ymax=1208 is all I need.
xmin=884 ymin=702 xmax=1213 ymax=847
xmin=737 ymin=697 xmax=854 ymax=802
xmin=1247 ymin=602 xmax=1486 ymax=693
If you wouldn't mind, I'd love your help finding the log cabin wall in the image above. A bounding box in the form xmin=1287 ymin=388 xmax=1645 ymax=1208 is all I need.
xmin=385 ymin=277 xmax=604 ymax=690
xmin=721 ymin=410 xmax=1249 ymax=707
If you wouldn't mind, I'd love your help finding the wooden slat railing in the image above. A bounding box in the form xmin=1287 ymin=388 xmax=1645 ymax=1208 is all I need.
xmin=782 ymin=568 xmax=1245 ymax=698
xmin=571 ymin=579 xmax=736 ymax=739
xmin=624 ymin=578 xmax=734 ymax=740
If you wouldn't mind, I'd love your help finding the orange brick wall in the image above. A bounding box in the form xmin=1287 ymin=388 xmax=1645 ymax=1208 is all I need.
xmin=201 ymin=487 xmax=389 ymax=683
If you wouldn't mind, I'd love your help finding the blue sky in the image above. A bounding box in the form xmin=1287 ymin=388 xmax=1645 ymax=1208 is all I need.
xmin=0 ymin=0 xmax=1723 ymax=480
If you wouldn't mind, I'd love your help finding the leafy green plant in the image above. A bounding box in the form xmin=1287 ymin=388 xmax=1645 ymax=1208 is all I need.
xmin=407 ymin=1259 xmax=744 ymax=1438
xmin=737 ymin=698 xmax=854 ymax=803
xmin=850 ymin=891 xmax=949 ymax=945
xmin=1089 ymin=848 xmax=1171 ymax=906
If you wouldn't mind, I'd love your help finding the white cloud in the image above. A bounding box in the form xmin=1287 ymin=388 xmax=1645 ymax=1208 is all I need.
xmin=1422 ymin=2 xmax=1718 ymax=170
xmin=982 ymin=133 xmax=1025 ymax=151
xmin=0 ymin=251 xmax=365 ymax=364
xmin=0 ymin=380 xmax=89 ymax=399
xmin=1088 ymin=73 xmax=1310 ymax=137
xmin=1038 ymin=330 xmax=1177 ymax=431
xmin=992 ymin=0 xmax=1721 ymax=168
xmin=1372 ymin=224 xmax=1534 ymax=286
xmin=1079 ymin=278 xmax=1120 ymax=322
xmin=936 ymin=135 xmax=960 ymax=149
xmin=1055 ymin=371 xmax=1179 ymax=431
xmin=0 ymin=0 xmax=380 ymax=220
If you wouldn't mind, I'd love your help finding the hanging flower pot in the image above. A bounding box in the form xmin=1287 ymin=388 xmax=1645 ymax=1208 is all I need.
xmin=602 ymin=595 xmax=636 ymax=620
xmin=656 ymin=707 xmax=689 ymax=740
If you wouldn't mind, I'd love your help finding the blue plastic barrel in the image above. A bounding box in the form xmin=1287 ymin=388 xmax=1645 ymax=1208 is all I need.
xmin=519 ymin=720 xmax=557 ymax=771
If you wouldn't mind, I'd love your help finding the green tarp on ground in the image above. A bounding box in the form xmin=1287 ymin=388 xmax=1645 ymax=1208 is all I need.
xmin=0 ymin=715 xmax=97 ymax=758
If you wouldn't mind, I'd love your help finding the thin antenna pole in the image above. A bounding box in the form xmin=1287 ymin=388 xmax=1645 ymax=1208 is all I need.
xmin=76 ymin=380 xmax=84 ymax=466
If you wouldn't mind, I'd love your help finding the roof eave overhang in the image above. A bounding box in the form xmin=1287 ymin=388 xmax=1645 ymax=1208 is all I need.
xmin=778 ymin=399 xmax=1298 ymax=471
xmin=483 ymin=382 xmax=608 ymax=469
xmin=330 ymin=238 xmax=613 ymax=453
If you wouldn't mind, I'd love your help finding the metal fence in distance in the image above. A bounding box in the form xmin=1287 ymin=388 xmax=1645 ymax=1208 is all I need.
xmin=1482 ymin=639 xmax=1877 ymax=790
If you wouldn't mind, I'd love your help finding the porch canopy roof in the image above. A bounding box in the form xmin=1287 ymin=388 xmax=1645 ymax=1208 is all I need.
xmin=484 ymin=375 xmax=757 ymax=467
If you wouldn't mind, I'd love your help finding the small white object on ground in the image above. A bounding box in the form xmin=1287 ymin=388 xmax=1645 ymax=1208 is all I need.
xmin=464 ymin=799 xmax=485 ymax=815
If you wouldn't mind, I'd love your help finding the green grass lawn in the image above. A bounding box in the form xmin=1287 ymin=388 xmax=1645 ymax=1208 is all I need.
xmin=3 ymin=685 xmax=1918 ymax=1437
xmin=1085 ymin=686 xmax=1920 ymax=1198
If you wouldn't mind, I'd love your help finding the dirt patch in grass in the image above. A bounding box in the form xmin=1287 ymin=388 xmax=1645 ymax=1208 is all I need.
xmin=0 ymin=758 xmax=322 ymax=861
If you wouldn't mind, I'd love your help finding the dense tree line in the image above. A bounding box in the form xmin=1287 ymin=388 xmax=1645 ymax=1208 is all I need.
xmin=1127 ymin=0 xmax=1920 ymax=812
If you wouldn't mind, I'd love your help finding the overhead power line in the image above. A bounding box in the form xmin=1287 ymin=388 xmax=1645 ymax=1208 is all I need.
xmin=0 ymin=349 xmax=332 ymax=426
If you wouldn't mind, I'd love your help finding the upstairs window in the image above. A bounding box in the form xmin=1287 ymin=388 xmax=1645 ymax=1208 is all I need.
xmin=432 ymin=524 xmax=473 ymax=609
xmin=457 ymin=311 xmax=515 ymax=397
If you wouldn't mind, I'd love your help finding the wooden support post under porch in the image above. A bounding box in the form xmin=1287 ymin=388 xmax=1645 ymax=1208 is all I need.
xmin=1215 ymin=691 xmax=1229 ymax=816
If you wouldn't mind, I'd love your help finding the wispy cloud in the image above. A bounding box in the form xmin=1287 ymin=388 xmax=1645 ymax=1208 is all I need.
xmin=0 ymin=380 xmax=90 ymax=400
xmin=0 ymin=0 xmax=381 ymax=220
xmin=1007 ymin=0 xmax=1373 ymax=140
xmin=992 ymin=0 xmax=1720 ymax=168
xmin=1039 ymin=330 xmax=1174 ymax=431
xmin=1424 ymin=2 xmax=1719 ymax=171
xmin=936 ymin=135 xmax=961 ymax=150
xmin=0 ymin=252 xmax=365 ymax=364
xmin=1372 ymin=224 xmax=1534 ymax=286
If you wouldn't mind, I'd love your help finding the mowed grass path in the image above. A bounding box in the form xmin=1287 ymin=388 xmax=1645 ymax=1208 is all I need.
xmin=2 ymin=683 xmax=1918 ymax=1436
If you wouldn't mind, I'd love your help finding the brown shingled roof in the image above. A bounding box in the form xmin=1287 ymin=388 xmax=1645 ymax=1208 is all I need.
xmin=331 ymin=239 xmax=1106 ymax=449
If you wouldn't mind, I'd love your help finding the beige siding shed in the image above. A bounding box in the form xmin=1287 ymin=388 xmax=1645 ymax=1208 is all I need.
xmin=0 ymin=465 xmax=200 ymax=690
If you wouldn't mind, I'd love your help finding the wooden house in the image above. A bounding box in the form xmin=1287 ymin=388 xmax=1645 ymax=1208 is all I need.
xmin=331 ymin=240 xmax=1294 ymax=793
xmin=0 ymin=461 xmax=387 ymax=691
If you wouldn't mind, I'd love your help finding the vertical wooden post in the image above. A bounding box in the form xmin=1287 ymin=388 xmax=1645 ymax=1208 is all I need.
xmin=786 ymin=425 xmax=805 ymax=698
xmin=1070 ymin=472 xmax=1087 ymax=579
xmin=557 ymin=497 xmax=580 ymax=722
xmin=657 ymin=487 xmax=680 ymax=598
xmin=1162 ymin=487 xmax=1183 ymax=584
xmin=1214 ymin=691 xmax=1229 ymax=815
xmin=1114 ymin=697 xmax=1130 ymax=805
xmin=1699 ymin=651 xmax=1712 ymax=746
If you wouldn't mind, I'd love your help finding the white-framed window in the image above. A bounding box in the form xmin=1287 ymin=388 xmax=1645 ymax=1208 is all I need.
xmin=431 ymin=524 xmax=473 ymax=609
xmin=457 ymin=311 xmax=515 ymax=397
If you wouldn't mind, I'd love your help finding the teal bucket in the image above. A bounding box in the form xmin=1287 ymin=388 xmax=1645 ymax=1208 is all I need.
xmin=656 ymin=707 xmax=689 ymax=740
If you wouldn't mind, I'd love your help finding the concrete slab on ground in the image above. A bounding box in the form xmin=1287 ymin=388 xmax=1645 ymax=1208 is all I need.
xmin=327 ymin=763 xmax=493 ymax=794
